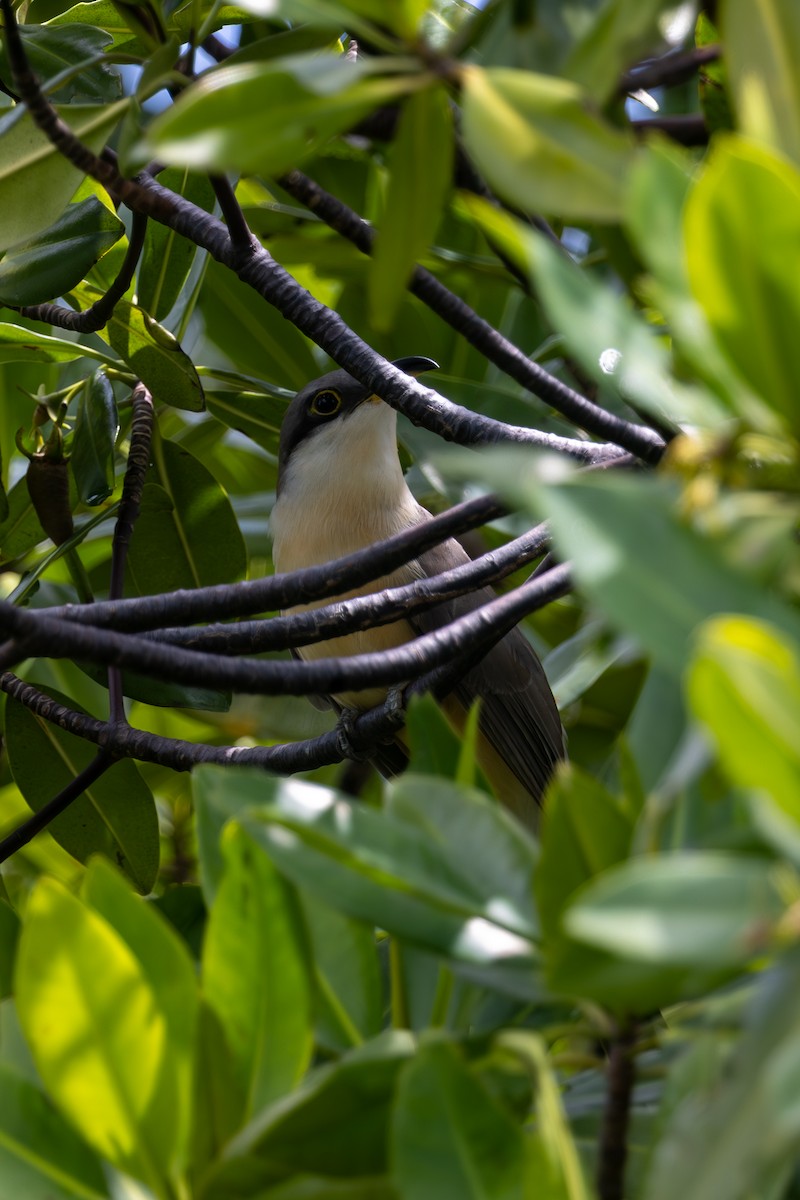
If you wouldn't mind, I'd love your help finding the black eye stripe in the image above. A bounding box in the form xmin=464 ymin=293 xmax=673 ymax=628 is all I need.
xmin=310 ymin=389 xmax=342 ymax=416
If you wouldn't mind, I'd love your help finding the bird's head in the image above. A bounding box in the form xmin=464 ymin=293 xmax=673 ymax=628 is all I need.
xmin=277 ymin=356 xmax=437 ymax=495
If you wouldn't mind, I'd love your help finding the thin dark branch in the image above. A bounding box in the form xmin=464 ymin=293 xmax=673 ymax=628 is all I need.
xmin=0 ymin=750 xmax=117 ymax=864
xmin=597 ymin=1021 xmax=637 ymax=1200
xmin=14 ymin=210 xmax=148 ymax=332
xmin=210 ymin=174 xmax=256 ymax=257
xmin=619 ymin=44 xmax=721 ymax=95
xmin=44 ymin=494 xmax=512 ymax=631
xmin=146 ymin=523 xmax=551 ymax=653
xmin=278 ymin=169 xmax=667 ymax=464
xmin=630 ymin=113 xmax=709 ymax=146
xmin=0 ymin=565 xmax=571 ymax=776
xmin=0 ymin=0 xmax=629 ymax=467
xmin=0 ymin=563 xmax=573 ymax=696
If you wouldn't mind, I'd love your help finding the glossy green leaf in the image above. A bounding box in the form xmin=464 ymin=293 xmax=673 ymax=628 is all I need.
xmin=690 ymin=616 xmax=800 ymax=827
xmin=0 ymin=1060 xmax=108 ymax=1200
xmin=391 ymin=1038 xmax=527 ymax=1200
xmin=4 ymin=684 xmax=159 ymax=893
xmin=68 ymin=286 xmax=205 ymax=411
xmin=81 ymin=859 xmax=198 ymax=1176
xmin=0 ymin=477 xmax=47 ymax=563
xmin=461 ymin=66 xmax=633 ymax=220
xmin=203 ymin=824 xmax=313 ymax=1118
xmin=127 ymin=435 xmax=246 ymax=594
xmin=724 ymin=0 xmax=800 ymax=166
xmin=14 ymin=878 xmax=186 ymax=1193
xmin=143 ymin=55 xmax=415 ymax=176
xmin=0 ymin=101 xmax=128 ymax=250
xmin=0 ymin=23 xmax=120 ymax=104
xmin=205 ymin=388 xmax=286 ymax=457
xmin=0 ymin=197 xmax=124 ymax=307
xmin=564 ymin=852 xmax=783 ymax=968
xmin=78 ymin=658 xmax=232 ymax=712
xmin=227 ymin=1031 xmax=416 ymax=1177
xmin=0 ymin=322 xmax=112 ymax=365
xmin=369 ymin=85 xmax=453 ymax=330
xmin=137 ymin=168 xmax=216 ymax=320
xmin=236 ymin=774 xmax=542 ymax=1001
xmin=685 ymin=136 xmax=800 ymax=432
xmin=70 ymin=368 xmax=118 ymax=505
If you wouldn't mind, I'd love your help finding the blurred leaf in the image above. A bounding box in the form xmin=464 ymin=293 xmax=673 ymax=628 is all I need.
xmin=15 ymin=878 xmax=183 ymax=1193
xmin=0 ymin=101 xmax=128 ymax=250
xmin=68 ymin=287 xmax=205 ymax=411
xmin=143 ymin=55 xmax=415 ymax=175
xmin=461 ymin=66 xmax=633 ymax=220
xmin=127 ymin=434 xmax=247 ymax=594
xmin=0 ymin=197 xmax=124 ymax=307
xmin=0 ymin=322 xmax=112 ymax=365
xmin=644 ymin=949 xmax=800 ymax=1200
xmin=195 ymin=768 xmax=543 ymax=1001
xmin=391 ymin=1038 xmax=527 ymax=1200
xmin=81 ymin=859 xmax=198 ymax=1176
xmin=0 ymin=901 xmax=20 ymax=999
xmin=0 ymin=1060 xmax=108 ymax=1200
xmin=203 ymin=823 xmax=313 ymax=1118
xmin=137 ymin=168 xmax=216 ymax=321
xmin=70 ymin=368 xmax=118 ymax=505
xmin=564 ymin=852 xmax=783 ymax=968
xmin=564 ymin=0 xmax=680 ymax=100
xmin=4 ymin=684 xmax=159 ymax=893
xmin=724 ymin=0 xmax=800 ymax=166
xmin=369 ymin=85 xmax=453 ymax=330
xmin=685 ymin=136 xmax=800 ymax=433
xmin=690 ymin=616 xmax=800 ymax=830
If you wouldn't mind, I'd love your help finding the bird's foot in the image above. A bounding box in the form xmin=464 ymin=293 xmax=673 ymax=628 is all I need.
xmin=383 ymin=685 xmax=408 ymax=733
xmin=335 ymin=707 xmax=373 ymax=762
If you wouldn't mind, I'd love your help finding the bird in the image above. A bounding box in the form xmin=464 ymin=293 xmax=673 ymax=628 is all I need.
xmin=270 ymin=357 xmax=565 ymax=828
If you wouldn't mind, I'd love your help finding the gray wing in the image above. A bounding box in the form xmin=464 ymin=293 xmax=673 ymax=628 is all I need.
xmin=412 ymin=539 xmax=565 ymax=807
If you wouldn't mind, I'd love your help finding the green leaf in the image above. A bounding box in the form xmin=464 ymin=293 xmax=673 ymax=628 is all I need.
xmin=0 ymin=1060 xmax=108 ymax=1200
xmin=14 ymin=878 xmax=183 ymax=1194
xmin=536 ymin=765 xmax=633 ymax=945
xmin=81 ymin=859 xmax=198 ymax=1176
xmin=0 ymin=477 xmax=47 ymax=563
xmin=0 ymin=101 xmax=128 ymax=250
xmin=684 ymin=136 xmax=800 ymax=433
xmin=202 ymin=823 xmax=313 ymax=1118
xmin=300 ymin=894 xmax=383 ymax=1053
xmin=126 ymin=434 xmax=247 ymax=594
xmin=0 ymin=197 xmax=124 ymax=307
xmin=67 ymin=287 xmax=205 ymax=411
xmin=143 ymin=55 xmax=415 ymax=176
xmin=369 ymin=85 xmax=453 ymax=330
xmin=689 ymin=616 xmax=800 ymax=833
xmin=391 ymin=1038 xmax=527 ymax=1200
xmin=70 ymin=369 xmax=118 ymax=505
xmin=564 ymin=852 xmax=784 ymax=968
xmin=136 ymin=167 xmax=216 ymax=321
xmin=205 ymin=388 xmax=287 ymax=457
xmin=4 ymin=684 xmax=159 ymax=893
xmin=460 ymin=66 xmax=633 ymax=221
xmin=0 ymin=322 xmax=113 ymax=365
xmin=564 ymin=0 xmax=682 ymax=101
xmin=77 ymin=658 xmax=232 ymax=712
xmin=0 ymin=23 xmax=121 ymax=104
xmin=226 ymin=1031 xmax=416 ymax=1177
xmin=462 ymin=194 xmax=715 ymax=427
xmin=724 ymin=0 xmax=800 ymax=167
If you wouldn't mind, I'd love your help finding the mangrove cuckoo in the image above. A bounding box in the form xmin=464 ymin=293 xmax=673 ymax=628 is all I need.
xmin=270 ymin=357 xmax=565 ymax=827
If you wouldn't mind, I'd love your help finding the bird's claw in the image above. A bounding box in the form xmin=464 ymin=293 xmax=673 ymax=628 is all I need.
xmin=335 ymin=707 xmax=373 ymax=762
xmin=384 ymin=685 xmax=407 ymax=731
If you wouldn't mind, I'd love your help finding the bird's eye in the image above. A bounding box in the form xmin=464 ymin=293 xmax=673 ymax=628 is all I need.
xmin=309 ymin=389 xmax=342 ymax=416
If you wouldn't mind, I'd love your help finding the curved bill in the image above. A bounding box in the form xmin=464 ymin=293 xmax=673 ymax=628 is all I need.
xmin=392 ymin=356 xmax=439 ymax=377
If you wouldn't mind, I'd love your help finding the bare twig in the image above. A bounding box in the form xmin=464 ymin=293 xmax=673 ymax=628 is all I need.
xmin=597 ymin=1022 xmax=637 ymax=1200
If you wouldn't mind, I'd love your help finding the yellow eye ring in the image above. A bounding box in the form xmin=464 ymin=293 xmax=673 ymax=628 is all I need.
xmin=309 ymin=389 xmax=342 ymax=416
